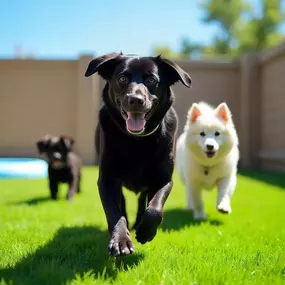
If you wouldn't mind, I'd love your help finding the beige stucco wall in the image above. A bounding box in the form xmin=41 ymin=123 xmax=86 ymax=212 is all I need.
xmin=0 ymin=56 xmax=100 ymax=165
xmin=0 ymin=44 xmax=285 ymax=171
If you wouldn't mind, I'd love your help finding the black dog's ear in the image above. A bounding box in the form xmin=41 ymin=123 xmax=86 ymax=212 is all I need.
xmin=156 ymin=55 xmax=192 ymax=88
xmin=60 ymin=135 xmax=75 ymax=151
xmin=35 ymin=135 xmax=50 ymax=154
xmin=85 ymin=52 xmax=123 ymax=80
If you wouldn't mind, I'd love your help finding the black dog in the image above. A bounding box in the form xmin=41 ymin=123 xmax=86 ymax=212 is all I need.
xmin=36 ymin=135 xmax=82 ymax=201
xmin=85 ymin=53 xmax=191 ymax=256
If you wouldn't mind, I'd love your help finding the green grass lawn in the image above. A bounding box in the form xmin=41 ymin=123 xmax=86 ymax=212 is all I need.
xmin=0 ymin=167 xmax=284 ymax=285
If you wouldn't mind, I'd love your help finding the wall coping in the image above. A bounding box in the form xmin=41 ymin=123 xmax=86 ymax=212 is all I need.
xmin=259 ymin=42 xmax=285 ymax=65
xmin=2 ymin=42 xmax=285 ymax=68
xmin=174 ymin=58 xmax=240 ymax=70
xmin=0 ymin=55 xmax=240 ymax=70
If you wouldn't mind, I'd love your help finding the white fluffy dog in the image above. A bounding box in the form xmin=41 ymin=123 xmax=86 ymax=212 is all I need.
xmin=176 ymin=102 xmax=239 ymax=220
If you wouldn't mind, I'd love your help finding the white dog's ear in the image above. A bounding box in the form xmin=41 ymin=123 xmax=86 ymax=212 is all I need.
xmin=215 ymin=102 xmax=232 ymax=122
xmin=188 ymin=103 xmax=202 ymax=123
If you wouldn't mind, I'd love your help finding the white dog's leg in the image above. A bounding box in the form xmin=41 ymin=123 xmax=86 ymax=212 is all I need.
xmin=216 ymin=174 xmax=237 ymax=214
xmin=186 ymin=181 xmax=206 ymax=220
xmin=185 ymin=184 xmax=194 ymax=210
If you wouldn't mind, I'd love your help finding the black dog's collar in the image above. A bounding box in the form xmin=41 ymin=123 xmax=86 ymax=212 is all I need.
xmin=128 ymin=124 xmax=160 ymax=137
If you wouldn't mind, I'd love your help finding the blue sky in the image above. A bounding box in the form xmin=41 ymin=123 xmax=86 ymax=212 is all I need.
xmin=0 ymin=0 xmax=284 ymax=59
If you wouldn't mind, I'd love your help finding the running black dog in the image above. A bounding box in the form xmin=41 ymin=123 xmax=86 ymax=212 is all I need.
xmin=85 ymin=53 xmax=192 ymax=256
xmin=36 ymin=135 xmax=82 ymax=201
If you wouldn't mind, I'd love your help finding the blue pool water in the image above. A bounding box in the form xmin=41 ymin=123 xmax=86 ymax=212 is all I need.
xmin=0 ymin=158 xmax=48 ymax=179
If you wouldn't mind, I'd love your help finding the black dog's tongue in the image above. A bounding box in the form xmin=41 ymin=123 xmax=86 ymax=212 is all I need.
xmin=126 ymin=112 xmax=146 ymax=132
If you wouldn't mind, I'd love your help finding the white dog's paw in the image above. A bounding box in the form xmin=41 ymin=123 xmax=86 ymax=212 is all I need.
xmin=217 ymin=200 xmax=232 ymax=214
xmin=185 ymin=205 xmax=194 ymax=211
xmin=193 ymin=211 xmax=207 ymax=220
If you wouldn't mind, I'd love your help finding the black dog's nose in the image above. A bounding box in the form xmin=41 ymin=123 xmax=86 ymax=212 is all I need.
xmin=128 ymin=94 xmax=144 ymax=107
xmin=206 ymin=144 xmax=214 ymax=151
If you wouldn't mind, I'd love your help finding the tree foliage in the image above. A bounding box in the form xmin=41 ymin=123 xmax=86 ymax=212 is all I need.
xmin=152 ymin=0 xmax=285 ymax=59
xmin=237 ymin=0 xmax=285 ymax=53
xmin=153 ymin=38 xmax=203 ymax=59
xmin=200 ymin=0 xmax=252 ymax=55
xmin=152 ymin=46 xmax=184 ymax=59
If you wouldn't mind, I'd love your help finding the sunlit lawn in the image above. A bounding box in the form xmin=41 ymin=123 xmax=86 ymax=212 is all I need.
xmin=0 ymin=167 xmax=284 ymax=285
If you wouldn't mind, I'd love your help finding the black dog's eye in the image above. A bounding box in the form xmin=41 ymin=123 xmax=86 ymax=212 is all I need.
xmin=145 ymin=76 xmax=157 ymax=85
xmin=200 ymin=132 xmax=206 ymax=137
xmin=215 ymin=131 xmax=220 ymax=136
xmin=118 ymin=75 xmax=128 ymax=84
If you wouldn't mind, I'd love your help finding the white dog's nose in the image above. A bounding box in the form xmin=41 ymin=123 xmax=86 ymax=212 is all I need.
xmin=204 ymin=138 xmax=218 ymax=152
xmin=206 ymin=144 xmax=214 ymax=151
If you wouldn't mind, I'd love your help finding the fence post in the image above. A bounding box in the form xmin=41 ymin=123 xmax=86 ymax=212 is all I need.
xmin=240 ymin=53 xmax=261 ymax=169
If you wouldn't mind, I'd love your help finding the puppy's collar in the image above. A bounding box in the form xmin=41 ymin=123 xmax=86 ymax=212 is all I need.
xmin=51 ymin=162 xmax=67 ymax=169
xmin=129 ymin=124 xmax=160 ymax=137
xmin=204 ymin=167 xmax=209 ymax=175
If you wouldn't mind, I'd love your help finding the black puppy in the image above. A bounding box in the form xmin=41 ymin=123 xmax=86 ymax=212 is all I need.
xmin=36 ymin=135 xmax=82 ymax=201
xmin=85 ymin=53 xmax=191 ymax=256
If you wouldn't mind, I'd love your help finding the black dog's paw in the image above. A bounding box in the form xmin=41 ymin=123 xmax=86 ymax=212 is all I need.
xmin=108 ymin=231 xmax=135 ymax=257
xmin=135 ymin=208 xmax=162 ymax=244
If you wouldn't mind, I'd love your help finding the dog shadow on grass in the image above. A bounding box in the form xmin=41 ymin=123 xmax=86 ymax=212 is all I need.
xmin=9 ymin=196 xmax=51 ymax=206
xmin=0 ymin=226 xmax=144 ymax=285
xmin=9 ymin=191 xmax=82 ymax=206
xmin=161 ymin=208 xmax=223 ymax=231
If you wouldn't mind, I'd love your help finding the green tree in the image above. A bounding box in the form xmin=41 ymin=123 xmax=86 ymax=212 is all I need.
xmin=152 ymin=38 xmax=203 ymax=59
xmin=200 ymin=0 xmax=251 ymax=56
xmin=237 ymin=0 xmax=285 ymax=53
xmin=179 ymin=37 xmax=203 ymax=58
xmin=152 ymin=46 xmax=183 ymax=59
xmin=153 ymin=0 xmax=285 ymax=59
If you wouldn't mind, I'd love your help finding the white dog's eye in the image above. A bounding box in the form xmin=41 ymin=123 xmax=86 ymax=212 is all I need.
xmin=215 ymin=131 xmax=220 ymax=136
xmin=200 ymin=132 xmax=206 ymax=137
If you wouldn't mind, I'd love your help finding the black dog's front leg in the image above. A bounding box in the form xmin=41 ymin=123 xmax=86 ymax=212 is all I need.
xmin=136 ymin=181 xmax=173 ymax=244
xmin=132 ymin=191 xmax=147 ymax=230
xmin=76 ymin=174 xmax=81 ymax=193
xmin=98 ymin=177 xmax=134 ymax=256
xmin=120 ymin=193 xmax=129 ymax=228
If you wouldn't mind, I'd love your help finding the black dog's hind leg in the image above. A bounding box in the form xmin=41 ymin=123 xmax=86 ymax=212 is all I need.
xmin=49 ymin=180 xmax=59 ymax=200
xmin=132 ymin=191 xmax=147 ymax=230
